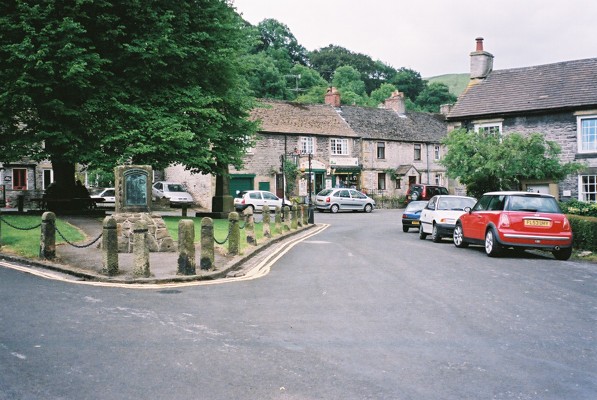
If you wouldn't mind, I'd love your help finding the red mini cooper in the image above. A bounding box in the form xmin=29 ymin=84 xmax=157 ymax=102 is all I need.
xmin=453 ymin=191 xmax=573 ymax=260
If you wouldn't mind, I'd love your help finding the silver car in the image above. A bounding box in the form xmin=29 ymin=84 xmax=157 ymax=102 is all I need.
xmin=234 ymin=190 xmax=290 ymax=212
xmin=152 ymin=181 xmax=194 ymax=206
xmin=315 ymin=188 xmax=375 ymax=213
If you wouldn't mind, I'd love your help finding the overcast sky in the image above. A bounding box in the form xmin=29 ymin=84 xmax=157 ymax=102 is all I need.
xmin=232 ymin=0 xmax=597 ymax=78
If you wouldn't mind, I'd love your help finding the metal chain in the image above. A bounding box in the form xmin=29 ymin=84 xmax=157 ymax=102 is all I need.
xmin=0 ymin=215 xmax=42 ymax=230
xmin=214 ymin=223 xmax=232 ymax=245
xmin=55 ymin=226 xmax=103 ymax=249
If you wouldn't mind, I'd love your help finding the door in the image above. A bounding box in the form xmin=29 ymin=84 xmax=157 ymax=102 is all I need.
xmin=230 ymin=176 xmax=254 ymax=197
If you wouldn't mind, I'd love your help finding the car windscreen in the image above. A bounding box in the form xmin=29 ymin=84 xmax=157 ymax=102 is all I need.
xmin=404 ymin=201 xmax=426 ymax=212
xmin=437 ymin=197 xmax=476 ymax=211
xmin=166 ymin=184 xmax=185 ymax=192
xmin=507 ymin=195 xmax=561 ymax=213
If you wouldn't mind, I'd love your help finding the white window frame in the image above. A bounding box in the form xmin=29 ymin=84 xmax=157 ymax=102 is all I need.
xmin=435 ymin=174 xmax=443 ymax=186
xmin=330 ymin=138 xmax=348 ymax=155
xmin=300 ymin=136 xmax=314 ymax=154
xmin=475 ymin=122 xmax=502 ymax=135
xmin=579 ymin=174 xmax=597 ymax=202
xmin=414 ymin=143 xmax=422 ymax=161
xmin=434 ymin=144 xmax=441 ymax=161
xmin=577 ymin=115 xmax=597 ymax=153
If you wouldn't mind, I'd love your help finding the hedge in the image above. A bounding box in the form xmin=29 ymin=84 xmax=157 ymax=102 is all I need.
xmin=568 ymin=215 xmax=597 ymax=252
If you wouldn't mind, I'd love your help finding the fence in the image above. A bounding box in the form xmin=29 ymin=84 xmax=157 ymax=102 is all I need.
xmin=0 ymin=204 xmax=311 ymax=278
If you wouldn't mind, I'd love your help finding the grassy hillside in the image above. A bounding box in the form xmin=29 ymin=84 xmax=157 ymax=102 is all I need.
xmin=427 ymin=73 xmax=469 ymax=97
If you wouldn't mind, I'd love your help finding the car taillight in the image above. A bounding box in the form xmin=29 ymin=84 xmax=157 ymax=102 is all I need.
xmin=402 ymin=214 xmax=406 ymax=219
xmin=241 ymin=199 xmax=245 ymax=204
xmin=563 ymin=217 xmax=570 ymax=231
xmin=498 ymin=213 xmax=510 ymax=228
xmin=326 ymin=197 xmax=331 ymax=203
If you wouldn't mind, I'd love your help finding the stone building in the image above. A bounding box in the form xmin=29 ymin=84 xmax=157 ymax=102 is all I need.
xmin=446 ymin=38 xmax=597 ymax=202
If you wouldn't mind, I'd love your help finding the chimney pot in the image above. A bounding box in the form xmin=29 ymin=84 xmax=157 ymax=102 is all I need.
xmin=475 ymin=37 xmax=484 ymax=52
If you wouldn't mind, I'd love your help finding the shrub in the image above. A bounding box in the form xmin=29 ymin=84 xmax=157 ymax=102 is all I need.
xmin=560 ymin=199 xmax=597 ymax=217
xmin=567 ymin=215 xmax=597 ymax=252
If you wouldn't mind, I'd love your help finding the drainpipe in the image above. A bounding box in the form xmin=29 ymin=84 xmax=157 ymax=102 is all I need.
xmin=426 ymin=143 xmax=430 ymax=184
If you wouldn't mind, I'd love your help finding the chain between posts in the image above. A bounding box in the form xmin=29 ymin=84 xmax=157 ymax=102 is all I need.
xmin=55 ymin=226 xmax=103 ymax=249
xmin=214 ymin=223 xmax=232 ymax=245
xmin=0 ymin=215 xmax=42 ymax=230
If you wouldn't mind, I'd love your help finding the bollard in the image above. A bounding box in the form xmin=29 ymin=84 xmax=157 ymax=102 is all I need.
xmin=291 ymin=205 xmax=298 ymax=230
xmin=297 ymin=205 xmax=304 ymax=228
xmin=244 ymin=207 xmax=256 ymax=246
xmin=101 ymin=216 xmax=119 ymax=276
xmin=228 ymin=212 xmax=240 ymax=256
xmin=262 ymin=205 xmax=271 ymax=238
xmin=177 ymin=219 xmax=196 ymax=275
xmin=200 ymin=217 xmax=215 ymax=270
xmin=302 ymin=204 xmax=309 ymax=226
xmin=181 ymin=204 xmax=188 ymax=217
xmin=132 ymin=220 xmax=150 ymax=277
xmin=274 ymin=206 xmax=282 ymax=236
xmin=39 ymin=212 xmax=56 ymax=260
xmin=283 ymin=206 xmax=291 ymax=231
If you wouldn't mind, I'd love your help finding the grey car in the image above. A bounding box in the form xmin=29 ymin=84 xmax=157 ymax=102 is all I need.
xmin=315 ymin=188 xmax=376 ymax=213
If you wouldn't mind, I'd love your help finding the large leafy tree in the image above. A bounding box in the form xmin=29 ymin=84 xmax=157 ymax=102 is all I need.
xmin=390 ymin=67 xmax=426 ymax=102
xmin=441 ymin=129 xmax=584 ymax=198
xmin=415 ymin=82 xmax=457 ymax=113
xmin=0 ymin=0 xmax=257 ymax=199
xmin=252 ymin=18 xmax=308 ymax=72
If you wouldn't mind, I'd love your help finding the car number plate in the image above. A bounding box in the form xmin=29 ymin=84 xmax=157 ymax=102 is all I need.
xmin=524 ymin=219 xmax=551 ymax=227
xmin=412 ymin=221 xmax=419 ymax=225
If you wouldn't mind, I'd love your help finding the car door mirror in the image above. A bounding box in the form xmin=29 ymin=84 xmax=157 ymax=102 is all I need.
xmin=465 ymin=206 xmax=472 ymax=214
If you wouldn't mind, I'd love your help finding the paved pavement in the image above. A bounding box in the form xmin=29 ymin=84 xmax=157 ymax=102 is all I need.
xmin=0 ymin=210 xmax=320 ymax=285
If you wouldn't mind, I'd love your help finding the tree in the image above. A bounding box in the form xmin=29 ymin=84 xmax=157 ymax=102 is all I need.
xmin=253 ymin=18 xmax=309 ymax=72
xmin=441 ymin=129 xmax=584 ymax=198
xmin=370 ymin=83 xmax=398 ymax=107
xmin=244 ymin=53 xmax=290 ymax=99
xmin=415 ymin=82 xmax=457 ymax=113
xmin=331 ymin=66 xmax=369 ymax=106
xmin=390 ymin=67 xmax=426 ymax=102
xmin=0 ymin=0 xmax=257 ymax=201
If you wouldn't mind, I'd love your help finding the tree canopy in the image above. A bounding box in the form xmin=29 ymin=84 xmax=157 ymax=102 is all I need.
xmin=441 ymin=129 xmax=584 ymax=198
xmin=0 ymin=0 xmax=257 ymax=193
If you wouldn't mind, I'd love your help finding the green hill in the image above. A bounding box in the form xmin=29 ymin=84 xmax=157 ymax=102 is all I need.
xmin=427 ymin=73 xmax=469 ymax=97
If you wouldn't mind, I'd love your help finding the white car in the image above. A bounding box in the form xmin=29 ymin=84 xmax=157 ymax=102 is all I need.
xmin=314 ymin=188 xmax=375 ymax=213
xmin=89 ymin=187 xmax=115 ymax=206
xmin=234 ymin=190 xmax=290 ymax=213
xmin=419 ymin=195 xmax=477 ymax=242
xmin=152 ymin=181 xmax=194 ymax=206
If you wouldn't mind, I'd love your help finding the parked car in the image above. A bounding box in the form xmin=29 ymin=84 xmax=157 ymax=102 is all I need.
xmin=152 ymin=181 xmax=194 ymax=206
xmin=406 ymin=184 xmax=449 ymax=203
xmin=315 ymin=188 xmax=375 ymax=213
xmin=401 ymin=200 xmax=428 ymax=232
xmin=89 ymin=187 xmax=115 ymax=206
xmin=234 ymin=190 xmax=290 ymax=212
xmin=453 ymin=191 xmax=573 ymax=260
xmin=418 ymin=195 xmax=477 ymax=242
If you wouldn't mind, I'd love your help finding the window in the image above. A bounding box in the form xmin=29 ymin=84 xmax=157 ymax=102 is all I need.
xmin=578 ymin=116 xmax=597 ymax=153
xmin=414 ymin=143 xmax=422 ymax=160
xmin=435 ymin=174 xmax=442 ymax=185
xmin=300 ymin=136 xmax=314 ymax=154
xmin=475 ymin=122 xmax=502 ymax=135
xmin=434 ymin=145 xmax=441 ymax=160
xmin=378 ymin=173 xmax=386 ymax=190
xmin=12 ymin=168 xmax=27 ymax=190
xmin=330 ymin=138 xmax=348 ymax=155
xmin=580 ymin=175 xmax=597 ymax=202
xmin=377 ymin=142 xmax=385 ymax=159
xmin=42 ymin=169 xmax=54 ymax=189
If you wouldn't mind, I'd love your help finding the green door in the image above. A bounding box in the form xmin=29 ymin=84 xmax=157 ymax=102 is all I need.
xmin=230 ymin=175 xmax=254 ymax=196
xmin=258 ymin=181 xmax=270 ymax=191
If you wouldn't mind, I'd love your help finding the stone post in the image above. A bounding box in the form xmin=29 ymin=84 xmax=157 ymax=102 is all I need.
xmin=303 ymin=204 xmax=309 ymax=225
xmin=101 ymin=216 xmax=119 ymax=276
xmin=283 ymin=206 xmax=291 ymax=231
xmin=297 ymin=205 xmax=304 ymax=228
xmin=262 ymin=205 xmax=271 ymax=238
xmin=39 ymin=212 xmax=56 ymax=260
xmin=228 ymin=212 xmax=240 ymax=256
xmin=291 ymin=205 xmax=298 ymax=230
xmin=275 ymin=206 xmax=282 ymax=235
xmin=244 ymin=207 xmax=256 ymax=246
xmin=133 ymin=220 xmax=150 ymax=277
xmin=177 ymin=219 xmax=196 ymax=275
xmin=200 ymin=217 xmax=215 ymax=271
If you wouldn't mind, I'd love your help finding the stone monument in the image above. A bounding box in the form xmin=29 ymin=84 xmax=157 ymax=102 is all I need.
xmin=110 ymin=165 xmax=175 ymax=253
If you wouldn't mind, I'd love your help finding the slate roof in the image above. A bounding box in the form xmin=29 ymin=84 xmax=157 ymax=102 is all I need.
xmin=338 ymin=106 xmax=447 ymax=143
xmin=448 ymin=57 xmax=597 ymax=119
xmin=251 ymin=99 xmax=357 ymax=137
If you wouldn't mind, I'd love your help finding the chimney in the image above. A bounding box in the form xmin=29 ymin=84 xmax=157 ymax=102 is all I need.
xmin=384 ymin=91 xmax=406 ymax=114
xmin=470 ymin=37 xmax=494 ymax=80
xmin=440 ymin=104 xmax=453 ymax=116
xmin=325 ymin=87 xmax=341 ymax=107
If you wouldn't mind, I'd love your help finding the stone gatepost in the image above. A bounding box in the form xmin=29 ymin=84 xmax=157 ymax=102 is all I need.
xmin=283 ymin=206 xmax=291 ymax=231
xmin=40 ymin=212 xmax=56 ymax=260
xmin=297 ymin=205 xmax=304 ymax=228
xmin=302 ymin=205 xmax=309 ymax=225
xmin=275 ymin=206 xmax=282 ymax=235
xmin=101 ymin=216 xmax=119 ymax=276
xmin=244 ymin=208 xmax=256 ymax=246
xmin=177 ymin=219 xmax=196 ymax=275
xmin=200 ymin=218 xmax=215 ymax=271
xmin=228 ymin=212 xmax=240 ymax=256
xmin=262 ymin=205 xmax=271 ymax=238
xmin=133 ymin=220 xmax=150 ymax=277
xmin=291 ymin=205 xmax=298 ymax=230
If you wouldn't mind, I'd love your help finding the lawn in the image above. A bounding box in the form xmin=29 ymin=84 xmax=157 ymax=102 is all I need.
xmin=0 ymin=214 xmax=85 ymax=258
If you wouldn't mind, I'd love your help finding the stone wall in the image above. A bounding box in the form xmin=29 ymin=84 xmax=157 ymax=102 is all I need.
xmin=112 ymin=212 xmax=175 ymax=253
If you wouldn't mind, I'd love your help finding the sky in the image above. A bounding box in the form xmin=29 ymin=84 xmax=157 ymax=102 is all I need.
xmin=231 ymin=0 xmax=597 ymax=78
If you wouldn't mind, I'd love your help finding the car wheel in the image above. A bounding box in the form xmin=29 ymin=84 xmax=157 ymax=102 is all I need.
xmin=485 ymin=228 xmax=502 ymax=257
xmin=431 ymin=223 xmax=441 ymax=243
xmin=453 ymin=224 xmax=468 ymax=248
xmin=552 ymin=247 xmax=572 ymax=261
xmin=402 ymin=225 xmax=409 ymax=233
xmin=364 ymin=203 xmax=373 ymax=213
xmin=418 ymin=225 xmax=427 ymax=240
xmin=330 ymin=204 xmax=340 ymax=213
